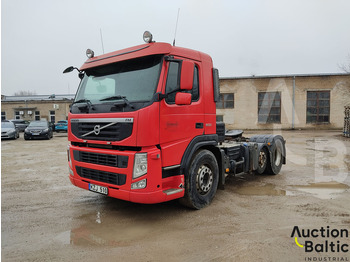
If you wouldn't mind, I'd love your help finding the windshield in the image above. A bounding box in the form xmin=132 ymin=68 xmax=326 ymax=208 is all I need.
xmin=28 ymin=121 xmax=48 ymax=127
xmin=74 ymin=55 xmax=163 ymax=105
xmin=2 ymin=122 xmax=15 ymax=128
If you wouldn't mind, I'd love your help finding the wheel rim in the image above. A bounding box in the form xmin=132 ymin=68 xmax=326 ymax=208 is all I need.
xmin=196 ymin=165 xmax=213 ymax=195
xmin=258 ymin=150 xmax=267 ymax=168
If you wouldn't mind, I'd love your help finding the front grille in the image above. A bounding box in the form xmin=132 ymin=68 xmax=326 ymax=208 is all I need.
xmin=76 ymin=166 xmax=126 ymax=186
xmin=73 ymin=150 xmax=128 ymax=168
xmin=71 ymin=121 xmax=133 ymax=141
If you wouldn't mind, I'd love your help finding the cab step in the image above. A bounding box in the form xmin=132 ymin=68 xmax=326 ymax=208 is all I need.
xmin=163 ymin=188 xmax=184 ymax=195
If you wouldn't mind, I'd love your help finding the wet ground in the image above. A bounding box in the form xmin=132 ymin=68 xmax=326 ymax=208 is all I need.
xmin=1 ymin=130 xmax=350 ymax=261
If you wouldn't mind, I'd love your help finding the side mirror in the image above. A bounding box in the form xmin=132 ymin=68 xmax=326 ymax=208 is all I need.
xmin=63 ymin=66 xmax=75 ymax=74
xmin=180 ymin=60 xmax=194 ymax=90
xmin=175 ymin=92 xmax=192 ymax=105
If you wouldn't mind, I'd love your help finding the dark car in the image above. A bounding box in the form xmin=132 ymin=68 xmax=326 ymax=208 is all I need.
xmin=24 ymin=120 xmax=53 ymax=140
xmin=1 ymin=121 xmax=20 ymax=139
xmin=55 ymin=120 xmax=68 ymax=132
xmin=9 ymin=119 xmax=30 ymax=132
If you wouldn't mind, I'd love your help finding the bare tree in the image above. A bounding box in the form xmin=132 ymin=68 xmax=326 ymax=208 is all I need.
xmin=339 ymin=54 xmax=350 ymax=73
xmin=13 ymin=90 xmax=37 ymax=96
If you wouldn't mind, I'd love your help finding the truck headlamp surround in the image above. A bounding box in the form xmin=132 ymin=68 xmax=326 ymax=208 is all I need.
xmin=133 ymin=153 xmax=147 ymax=179
xmin=143 ymin=31 xmax=153 ymax=43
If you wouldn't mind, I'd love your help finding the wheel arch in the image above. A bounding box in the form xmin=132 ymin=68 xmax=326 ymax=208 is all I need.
xmin=180 ymin=135 xmax=224 ymax=188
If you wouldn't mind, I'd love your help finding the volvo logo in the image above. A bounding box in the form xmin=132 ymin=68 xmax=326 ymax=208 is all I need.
xmin=93 ymin=125 xmax=101 ymax=135
xmin=81 ymin=122 xmax=118 ymax=137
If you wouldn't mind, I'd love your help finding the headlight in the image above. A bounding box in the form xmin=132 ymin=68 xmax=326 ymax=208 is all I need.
xmin=131 ymin=179 xmax=147 ymax=189
xmin=24 ymin=128 xmax=29 ymax=133
xmin=133 ymin=153 xmax=147 ymax=179
xmin=43 ymin=128 xmax=49 ymax=132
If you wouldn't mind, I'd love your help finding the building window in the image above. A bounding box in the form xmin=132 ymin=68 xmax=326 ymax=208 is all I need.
xmin=306 ymin=91 xmax=330 ymax=123
xmin=35 ymin=111 xmax=40 ymax=121
xmin=258 ymin=92 xmax=281 ymax=123
xmin=1 ymin=112 xmax=6 ymax=121
xmin=49 ymin=110 xmax=55 ymax=123
xmin=216 ymin=115 xmax=223 ymax=122
xmin=15 ymin=111 xmax=21 ymax=120
xmin=216 ymin=93 xmax=234 ymax=109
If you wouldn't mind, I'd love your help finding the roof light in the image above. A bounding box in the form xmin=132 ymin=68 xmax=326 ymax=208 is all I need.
xmin=86 ymin=49 xmax=95 ymax=58
xmin=143 ymin=31 xmax=153 ymax=43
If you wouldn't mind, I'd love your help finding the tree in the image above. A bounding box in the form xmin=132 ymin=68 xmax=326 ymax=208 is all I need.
xmin=13 ymin=90 xmax=37 ymax=96
xmin=339 ymin=54 xmax=350 ymax=73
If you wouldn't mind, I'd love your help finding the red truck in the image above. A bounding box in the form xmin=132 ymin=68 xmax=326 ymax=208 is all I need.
xmin=64 ymin=31 xmax=286 ymax=209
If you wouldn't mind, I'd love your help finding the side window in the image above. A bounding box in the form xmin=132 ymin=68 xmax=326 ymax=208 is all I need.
xmin=190 ymin=66 xmax=199 ymax=101
xmin=165 ymin=62 xmax=199 ymax=104
xmin=165 ymin=62 xmax=180 ymax=103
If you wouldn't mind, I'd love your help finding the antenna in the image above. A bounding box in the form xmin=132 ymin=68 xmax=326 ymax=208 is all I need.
xmin=173 ymin=8 xmax=180 ymax=46
xmin=100 ymin=28 xmax=105 ymax=54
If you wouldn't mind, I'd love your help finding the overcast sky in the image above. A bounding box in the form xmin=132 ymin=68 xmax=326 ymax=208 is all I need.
xmin=2 ymin=0 xmax=350 ymax=96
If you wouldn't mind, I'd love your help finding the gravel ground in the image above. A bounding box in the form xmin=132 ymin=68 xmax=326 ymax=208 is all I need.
xmin=1 ymin=130 xmax=350 ymax=262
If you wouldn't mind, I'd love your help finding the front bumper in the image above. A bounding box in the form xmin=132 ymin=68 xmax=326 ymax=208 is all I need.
xmin=68 ymin=144 xmax=184 ymax=204
xmin=24 ymin=131 xmax=50 ymax=139
xmin=55 ymin=126 xmax=67 ymax=131
xmin=1 ymin=133 xmax=16 ymax=139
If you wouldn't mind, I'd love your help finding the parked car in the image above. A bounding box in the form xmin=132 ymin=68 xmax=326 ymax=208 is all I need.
xmin=55 ymin=120 xmax=68 ymax=132
xmin=24 ymin=120 xmax=53 ymax=140
xmin=9 ymin=119 xmax=30 ymax=132
xmin=1 ymin=121 xmax=20 ymax=139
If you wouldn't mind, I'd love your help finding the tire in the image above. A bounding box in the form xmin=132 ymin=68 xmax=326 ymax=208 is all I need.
xmin=265 ymin=137 xmax=284 ymax=175
xmin=180 ymin=149 xmax=219 ymax=209
xmin=255 ymin=146 xmax=268 ymax=175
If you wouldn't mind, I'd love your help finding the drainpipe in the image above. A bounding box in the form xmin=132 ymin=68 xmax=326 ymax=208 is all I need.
xmin=292 ymin=76 xmax=295 ymax=130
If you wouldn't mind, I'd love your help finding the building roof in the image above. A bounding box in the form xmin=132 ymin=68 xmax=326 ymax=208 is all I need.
xmin=1 ymin=94 xmax=75 ymax=102
xmin=220 ymin=72 xmax=350 ymax=80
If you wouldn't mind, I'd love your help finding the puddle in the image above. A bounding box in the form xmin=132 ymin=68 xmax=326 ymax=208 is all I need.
xmin=235 ymin=183 xmax=286 ymax=196
xmin=64 ymin=211 xmax=158 ymax=247
xmin=291 ymin=181 xmax=349 ymax=200
xmin=234 ymin=182 xmax=349 ymax=200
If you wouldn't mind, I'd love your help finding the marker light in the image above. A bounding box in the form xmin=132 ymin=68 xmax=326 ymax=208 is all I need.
xmin=86 ymin=49 xmax=95 ymax=58
xmin=143 ymin=31 xmax=153 ymax=43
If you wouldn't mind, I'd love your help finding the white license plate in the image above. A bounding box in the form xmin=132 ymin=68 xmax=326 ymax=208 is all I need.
xmin=32 ymin=133 xmax=40 ymax=135
xmin=89 ymin=183 xmax=108 ymax=195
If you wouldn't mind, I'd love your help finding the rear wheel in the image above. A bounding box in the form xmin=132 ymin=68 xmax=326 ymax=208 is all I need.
xmin=265 ymin=138 xmax=284 ymax=175
xmin=180 ymin=150 xmax=219 ymax=209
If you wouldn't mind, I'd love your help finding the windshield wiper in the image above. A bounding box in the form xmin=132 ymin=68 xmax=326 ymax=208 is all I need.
xmin=100 ymin=95 xmax=134 ymax=109
xmin=71 ymin=99 xmax=95 ymax=112
xmin=72 ymin=99 xmax=92 ymax=105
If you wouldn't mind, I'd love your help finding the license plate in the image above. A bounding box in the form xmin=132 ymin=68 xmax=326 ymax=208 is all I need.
xmin=32 ymin=133 xmax=39 ymax=135
xmin=89 ymin=183 xmax=108 ymax=195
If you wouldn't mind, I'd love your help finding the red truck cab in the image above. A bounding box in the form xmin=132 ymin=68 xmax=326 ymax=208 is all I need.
xmin=66 ymin=32 xmax=286 ymax=209
xmin=67 ymin=36 xmax=219 ymax=206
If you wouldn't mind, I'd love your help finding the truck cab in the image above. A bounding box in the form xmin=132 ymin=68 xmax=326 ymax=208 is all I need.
xmin=66 ymin=32 xmax=285 ymax=209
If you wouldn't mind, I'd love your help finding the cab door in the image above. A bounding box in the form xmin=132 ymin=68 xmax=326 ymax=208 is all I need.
xmin=159 ymin=59 xmax=204 ymax=168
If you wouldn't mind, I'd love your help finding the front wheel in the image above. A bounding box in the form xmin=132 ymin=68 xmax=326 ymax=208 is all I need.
xmin=180 ymin=149 xmax=219 ymax=209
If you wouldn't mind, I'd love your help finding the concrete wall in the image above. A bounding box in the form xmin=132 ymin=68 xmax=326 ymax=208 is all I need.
xmin=217 ymin=74 xmax=350 ymax=130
